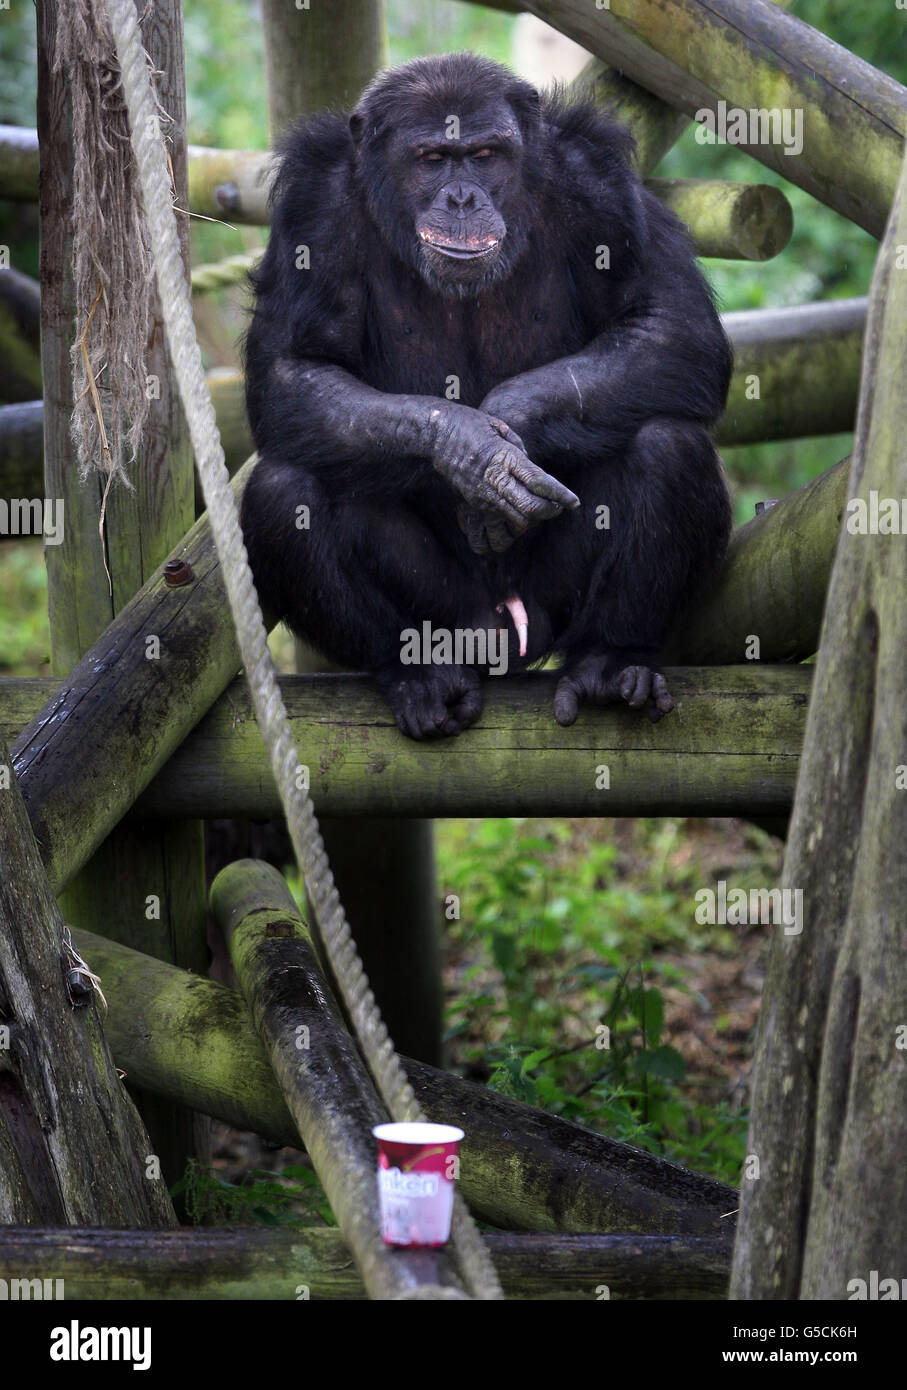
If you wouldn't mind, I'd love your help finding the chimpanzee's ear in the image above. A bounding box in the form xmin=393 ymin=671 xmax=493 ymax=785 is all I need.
xmin=507 ymin=80 xmax=540 ymax=142
xmin=349 ymin=109 xmax=365 ymax=145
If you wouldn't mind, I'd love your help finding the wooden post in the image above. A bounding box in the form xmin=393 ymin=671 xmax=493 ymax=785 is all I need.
xmin=731 ymin=146 xmax=907 ymax=1300
xmin=0 ymin=737 xmax=176 ymax=1226
xmin=36 ymin=0 xmax=208 ymax=1199
xmin=258 ymin=0 xmax=442 ymax=1064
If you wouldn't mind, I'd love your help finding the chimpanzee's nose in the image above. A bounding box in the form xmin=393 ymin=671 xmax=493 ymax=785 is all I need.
xmin=446 ymin=184 xmax=475 ymax=213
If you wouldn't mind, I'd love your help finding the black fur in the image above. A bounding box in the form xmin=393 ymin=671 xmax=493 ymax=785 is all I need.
xmin=242 ymin=53 xmax=732 ymax=738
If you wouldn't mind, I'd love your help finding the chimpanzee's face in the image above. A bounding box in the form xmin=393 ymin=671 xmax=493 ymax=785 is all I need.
xmin=352 ymin=94 xmax=536 ymax=298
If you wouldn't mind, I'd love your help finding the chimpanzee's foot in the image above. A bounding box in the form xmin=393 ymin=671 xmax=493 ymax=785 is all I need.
xmin=377 ymin=663 xmax=483 ymax=740
xmin=554 ymin=653 xmax=674 ymax=726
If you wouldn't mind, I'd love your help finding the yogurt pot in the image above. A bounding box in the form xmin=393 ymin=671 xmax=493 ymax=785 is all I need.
xmin=373 ymin=1122 xmax=465 ymax=1247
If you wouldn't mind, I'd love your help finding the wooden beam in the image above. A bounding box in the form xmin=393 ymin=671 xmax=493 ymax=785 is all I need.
xmin=667 ymin=456 xmax=851 ymax=665
xmin=0 ymin=128 xmax=795 ymax=260
xmin=0 ymin=300 xmax=865 ymax=503
xmin=9 ymin=463 xmax=253 ymax=894
xmin=1 ymin=666 xmax=809 ymax=823
xmin=0 ymin=1228 xmax=731 ymax=1300
xmin=718 ymin=299 xmax=864 ymax=448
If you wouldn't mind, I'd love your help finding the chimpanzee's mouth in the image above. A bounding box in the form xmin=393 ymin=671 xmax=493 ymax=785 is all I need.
xmin=433 ymin=242 xmax=498 ymax=260
xmin=418 ymin=231 xmax=501 ymax=261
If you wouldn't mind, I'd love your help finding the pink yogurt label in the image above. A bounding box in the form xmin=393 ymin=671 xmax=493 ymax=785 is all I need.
xmin=373 ymin=1122 xmax=464 ymax=1248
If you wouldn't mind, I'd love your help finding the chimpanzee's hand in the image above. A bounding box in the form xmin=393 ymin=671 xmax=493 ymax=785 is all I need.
xmin=430 ymin=405 xmax=578 ymax=537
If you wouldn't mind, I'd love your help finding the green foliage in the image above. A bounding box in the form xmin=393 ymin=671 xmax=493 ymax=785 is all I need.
xmin=0 ymin=4 xmax=36 ymax=127
xmin=0 ymin=542 xmax=51 ymax=675
xmin=439 ymin=816 xmax=775 ymax=1183
xmin=172 ymin=1159 xmax=335 ymax=1228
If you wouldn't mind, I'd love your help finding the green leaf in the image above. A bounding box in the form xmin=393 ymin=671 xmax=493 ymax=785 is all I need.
xmin=635 ymin=1044 xmax=686 ymax=1082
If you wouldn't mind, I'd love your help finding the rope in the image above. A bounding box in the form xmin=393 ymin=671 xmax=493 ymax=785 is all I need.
xmin=191 ymin=251 xmax=262 ymax=296
xmin=102 ymin=0 xmax=502 ymax=1301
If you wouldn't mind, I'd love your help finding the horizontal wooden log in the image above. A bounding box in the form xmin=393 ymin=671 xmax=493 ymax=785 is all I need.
xmin=73 ymin=925 xmax=737 ymax=1238
xmin=187 ymin=141 xmax=277 ymax=224
xmin=0 ymin=401 xmax=43 ymax=502
xmin=0 ymin=1227 xmax=731 ymax=1299
xmin=482 ymin=0 xmax=907 ymax=237
xmin=0 ymin=267 xmax=43 ymax=403
xmin=667 ymin=456 xmax=850 ymax=665
xmin=0 ymin=125 xmax=39 ymax=199
xmin=648 ymin=177 xmax=791 ymax=261
xmin=9 ymin=462 xmax=254 ymax=894
xmin=1 ymin=667 xmax=809 ymax=820
xmin=718 ymin=299 xmax=864 ymax=447
xmin=211 ymin=860 xmax=465 ymax=1299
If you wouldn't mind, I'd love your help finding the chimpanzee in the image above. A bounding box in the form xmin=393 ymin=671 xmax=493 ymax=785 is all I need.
xmin=241 ymin=52 xmax=732 ymax=740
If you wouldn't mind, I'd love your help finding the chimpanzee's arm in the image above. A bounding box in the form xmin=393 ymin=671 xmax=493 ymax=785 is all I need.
xmin=248 ymin=351 xmax=441 ymax=491
xmin=480 ymin=196 xmax=732 ymax=468
xmin=248 ymin=348 xmax=577 ymax=529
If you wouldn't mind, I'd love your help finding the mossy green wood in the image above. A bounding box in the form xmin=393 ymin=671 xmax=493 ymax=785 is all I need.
xmin=731 ymin=147 xmax=907 ymax=1300
xmin=0 ymin=123 xmax=38 ymax=199
xmin=1 ymin=666 xmax=809 ymax=824
xmin=0 ymin=736 xmax=176 ymax=1225
xmin=10 ymin=463 xmax=255 ymax=896
xmin=72 ymin=923 xmax=738 ymax=1238
xmin=646 ymin=178 xmax=792 ymax=261
xmin=570 ymin=0 xmax=795 ymax=176
xmin=210 ymin=859 xmax=465 ymax=1300
xmin=482 ymin=0 xmax=906 ymax=236
xmin=718 ymin=300 xmax=864 ymax=448
xmin=0 ymin=1228 xmax=732 ymax=1300
xmin=666 ymin=457 xmax=851 ymax=666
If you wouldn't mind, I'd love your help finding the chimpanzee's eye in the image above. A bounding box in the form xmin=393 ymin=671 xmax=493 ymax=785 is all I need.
xmin=473 ymin=148 xmax=494 ymax=159
xmin=421 ymin=150 xmax=444 ymax=162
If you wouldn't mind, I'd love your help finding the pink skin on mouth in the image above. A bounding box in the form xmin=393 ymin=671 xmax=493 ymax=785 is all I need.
xmin=496 ymin=594 xmax=529 ymax=657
